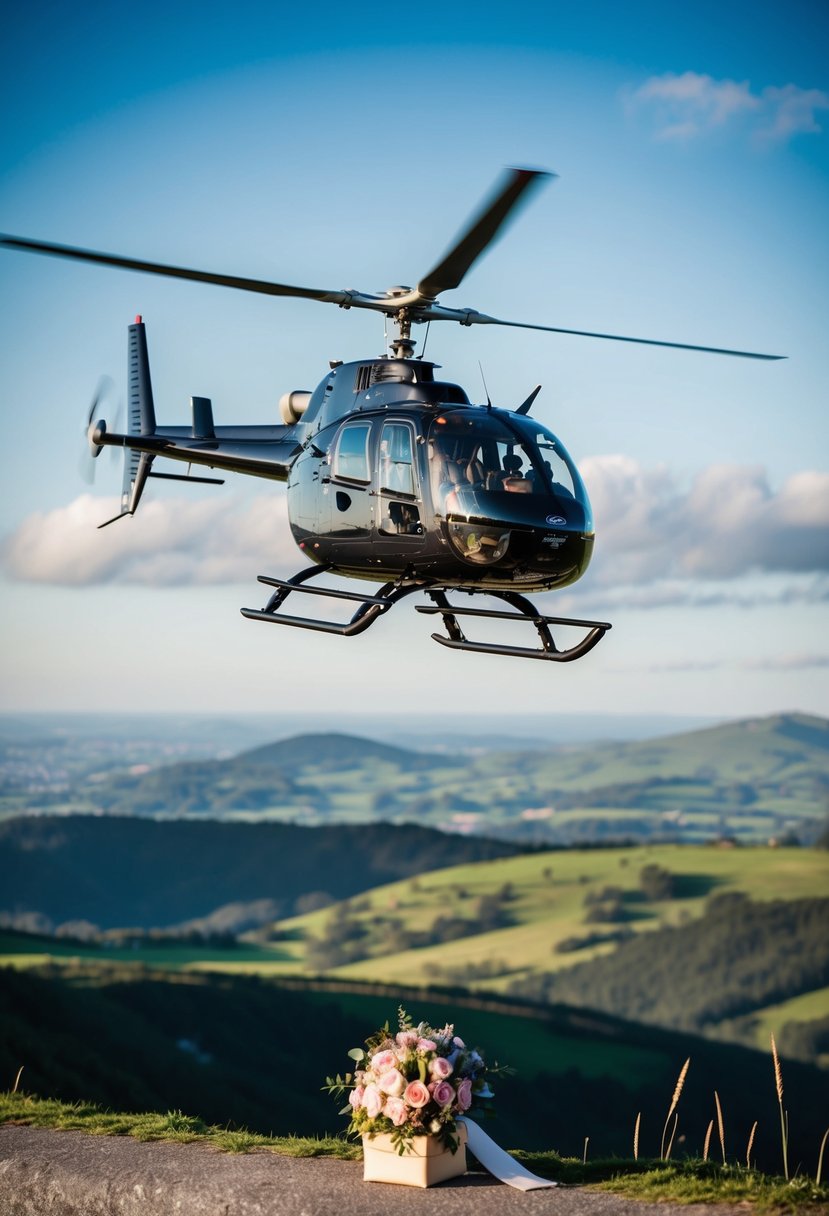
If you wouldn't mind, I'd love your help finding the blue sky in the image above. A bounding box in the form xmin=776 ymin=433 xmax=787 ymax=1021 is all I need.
xmin=1 ymin=0 xmax=827 ymax=720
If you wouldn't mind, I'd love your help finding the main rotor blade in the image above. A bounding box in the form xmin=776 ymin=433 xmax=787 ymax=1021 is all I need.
xmin=420 ymin=306 xmax=785 ymax=360
xmin=0 ymin=235 xmax=355 ymax=307
xmin=416 ymin=167 xmax=553 ymax=302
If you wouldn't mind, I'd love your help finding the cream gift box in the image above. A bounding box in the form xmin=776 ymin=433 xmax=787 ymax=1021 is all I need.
xmin=362 ymin=1122 xmax=468 ymax=1188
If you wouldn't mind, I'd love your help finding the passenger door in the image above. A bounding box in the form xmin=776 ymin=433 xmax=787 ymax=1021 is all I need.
xmin=327 ymin=419 xmax=374 ymax=546
xmin=375 ymin=420 xmax=425 ymax=550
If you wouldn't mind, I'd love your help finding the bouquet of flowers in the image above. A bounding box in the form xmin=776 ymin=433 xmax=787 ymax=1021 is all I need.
xmin=324 ymin=1007 xmax=498 ymax=1155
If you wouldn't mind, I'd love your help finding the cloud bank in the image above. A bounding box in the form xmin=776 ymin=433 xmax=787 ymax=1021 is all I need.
xmin=582 ymin=457 xmax=829 ymax=585
xmin=627 ymin=71 xmax=829 ymax=142
xmin=1 ymin=493 xmax=297 ymax=587
xmin=3 ymin=461 xmax=827 ymax=602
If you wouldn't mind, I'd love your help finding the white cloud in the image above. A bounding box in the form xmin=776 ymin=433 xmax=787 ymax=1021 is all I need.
xmin=740 ymin=652 xmax=829 ymax=672
xmin=3 ymin=460 xmax=828 ymax=603
xmin=1 ymin=493 xmax=297 ymax=586
xmin=628 ymin=71 xmax=829 ymax=143
xmin=616 ymin=652 xmax=829 ymax=676
xmin=759 ymin=84 xmax=829 ymax=141
xmin=582 ymin=456 xmax=829 ymax=586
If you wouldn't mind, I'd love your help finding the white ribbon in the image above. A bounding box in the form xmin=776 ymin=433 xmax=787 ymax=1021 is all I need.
xmin=457 ymin=1118 xmax=558 ymax=1191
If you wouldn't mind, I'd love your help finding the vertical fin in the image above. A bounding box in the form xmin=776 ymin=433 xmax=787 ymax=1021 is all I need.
xmin=99 ymin=317 xmax=157 ymax=527
xmin=128 ymin=315 xmax=156 ymax=436
xmin=121 ymin=315 xmax=157 ymax=513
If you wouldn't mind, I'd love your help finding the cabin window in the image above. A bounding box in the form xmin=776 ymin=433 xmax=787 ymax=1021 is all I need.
xmin=333 ymin=422 xmax=371 ymax=483
xmin=378 ymin=422 xmax=416 ymax=497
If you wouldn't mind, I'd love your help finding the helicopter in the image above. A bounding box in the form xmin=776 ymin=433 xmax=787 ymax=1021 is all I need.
xmin=0 ymin=168 xmax=782 ymax=662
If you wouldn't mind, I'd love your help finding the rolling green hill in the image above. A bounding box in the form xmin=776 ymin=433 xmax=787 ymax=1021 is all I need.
xmin=2 ymin=964 xmax=827 ymax=1171
xmin=4 ymin=713 xmax=826 ymax=844
xmin=238 ymin=843 xmax=829 ymax=1056
xmin=257 ymin=843 xmax=829 ymax=981
xmin=5 ymin=838 xmax=824 ymax=1059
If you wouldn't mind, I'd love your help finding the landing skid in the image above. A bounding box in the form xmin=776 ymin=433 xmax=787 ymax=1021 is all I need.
xmin=240 ymin=564 xmax=422 ymax=636
xmin=241 ymin=566 xmax=611 ymax=660
xmin=417 ymin=588 xmax=611 ymax=662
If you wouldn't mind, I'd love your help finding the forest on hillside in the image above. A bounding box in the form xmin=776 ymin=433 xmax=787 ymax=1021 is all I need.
xmin=510 ymin=894 xmax=829 ymax=1039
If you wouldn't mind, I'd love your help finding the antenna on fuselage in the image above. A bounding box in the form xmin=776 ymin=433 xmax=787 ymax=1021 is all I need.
xmin=478 ymin=361 xmax=492 ymax=410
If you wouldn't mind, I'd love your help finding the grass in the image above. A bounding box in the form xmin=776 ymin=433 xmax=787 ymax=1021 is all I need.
xmin=0 ymin=1091 xmax=360 ymax=1157
xmin=3 ymin=1092 xmax=827 ymax=1210
xmin=588 ymin=1160 xmax=829 ymax=1212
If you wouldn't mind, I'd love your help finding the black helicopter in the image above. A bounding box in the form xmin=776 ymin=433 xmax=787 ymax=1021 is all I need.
xmin=1 ymin=168 xmax=782 ymax=662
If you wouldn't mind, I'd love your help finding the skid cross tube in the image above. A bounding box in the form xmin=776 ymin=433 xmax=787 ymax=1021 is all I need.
xmin=240 ymin=564 xmax=422 ymax=636
xmin=416 ymin=588 xmax=611 ymax=661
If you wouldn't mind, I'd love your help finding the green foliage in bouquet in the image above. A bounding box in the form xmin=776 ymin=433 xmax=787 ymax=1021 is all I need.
xmin=323 ymin=1006 xmax=503 ymax=1155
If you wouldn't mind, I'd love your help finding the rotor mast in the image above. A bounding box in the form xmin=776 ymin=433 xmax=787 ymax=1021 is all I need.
xmin=384 ymin=286 xmax=417 ymax=359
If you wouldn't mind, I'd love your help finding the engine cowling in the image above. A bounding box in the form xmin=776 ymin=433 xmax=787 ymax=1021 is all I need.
xmin=279 ymin=390 xmax=312 ymax=425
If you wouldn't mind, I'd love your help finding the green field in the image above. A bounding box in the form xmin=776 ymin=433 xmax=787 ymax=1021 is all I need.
xmin=256 ymin=843 xmax=829 ymax=988
xmin=4 ymin=842 xmax=826 ymax=1059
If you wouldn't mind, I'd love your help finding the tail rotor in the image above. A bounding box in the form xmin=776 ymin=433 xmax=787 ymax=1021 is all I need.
xmin=80 ymin=376 xmax=120 ymax=484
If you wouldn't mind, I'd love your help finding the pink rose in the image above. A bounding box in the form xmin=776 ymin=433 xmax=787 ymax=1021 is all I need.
xmin=378 ymin=1068 xmax=406 ymax=1097
xmin=349 ymin=1085 xmax=365 ymax=1110
xmin=384 ymin=1097 xmax=408 ymax=1127
xmin=417 ymin=1037 xmax=437 ymax=1052
xmin=362 ymin=1084 xmax=384 ymax=1118
xmin=403 ymin=1080 xmax=430 ymax=1109
xmin=432 ymin=1080 xmax=455 ymax=1107
xmin=456 ymin=1078 xmax=473 ymax=1112
xmin=370 ymin=1049 xmax=398 ymax=1073
xmin=429 ymin=1055 xmax=453 ymax=1080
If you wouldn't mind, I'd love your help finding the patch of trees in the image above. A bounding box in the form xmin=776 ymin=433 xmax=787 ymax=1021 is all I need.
xmin=430 ymin=958 xmax=512 ymax=982
xmin=583 ymin=885 xmax=629 ymax=923
xmin=304 ymin=887 xmax=516 ymax=971
xmin=638 ymin=863 xmax=674 ymax=900
xmin=511 ymin=894 xmax=829 ymax=1037
xmin=555 ymin=928 xmax=634 ymax=954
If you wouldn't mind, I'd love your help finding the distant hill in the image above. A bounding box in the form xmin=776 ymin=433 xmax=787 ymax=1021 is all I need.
xmin=3 ymin=712 xmax=827 ymax=844
xmin=0 ymin=817 xmax=518 ymax=930
xmin=232 ymin=732 xmax=456 ymax=774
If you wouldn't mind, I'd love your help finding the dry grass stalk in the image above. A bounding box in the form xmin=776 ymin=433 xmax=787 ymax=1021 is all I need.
xmin=583 ymin=1136 xmax=589 ymax=1164
xmin=771 ymin=1034 xmax=784 ymax=1102
xmin=12 ymin=1066 xmax=24 ymax=1094
xmin=817 ymin=1127 xmax=829 ymax=1187
xmin=703 ymin=1119 xmax=713 ymax=1161
xmin=665 ymin=1112 xmax=679 ymax=1160
xmin=633 ymin=1111 xmax=640 ymax=1161
xmin=771 ymin=1034 xmax=789 ymax=1180
xmin=661 ymin=1057 xmax=690 ymax=1158
xmin=745 ymin=1120 xmax=757 ymax=1168
xmin=714 ymin=1090 xmax=726 ymax=1164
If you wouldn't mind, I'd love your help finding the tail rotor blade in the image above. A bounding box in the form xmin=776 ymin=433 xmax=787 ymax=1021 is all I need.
xmin=80 ymin=375 xmax=115 ymax=483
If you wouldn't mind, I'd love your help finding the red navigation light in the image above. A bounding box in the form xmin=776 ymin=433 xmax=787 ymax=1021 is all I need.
xmin=135 ymin=314 xmax=143 ymax=324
